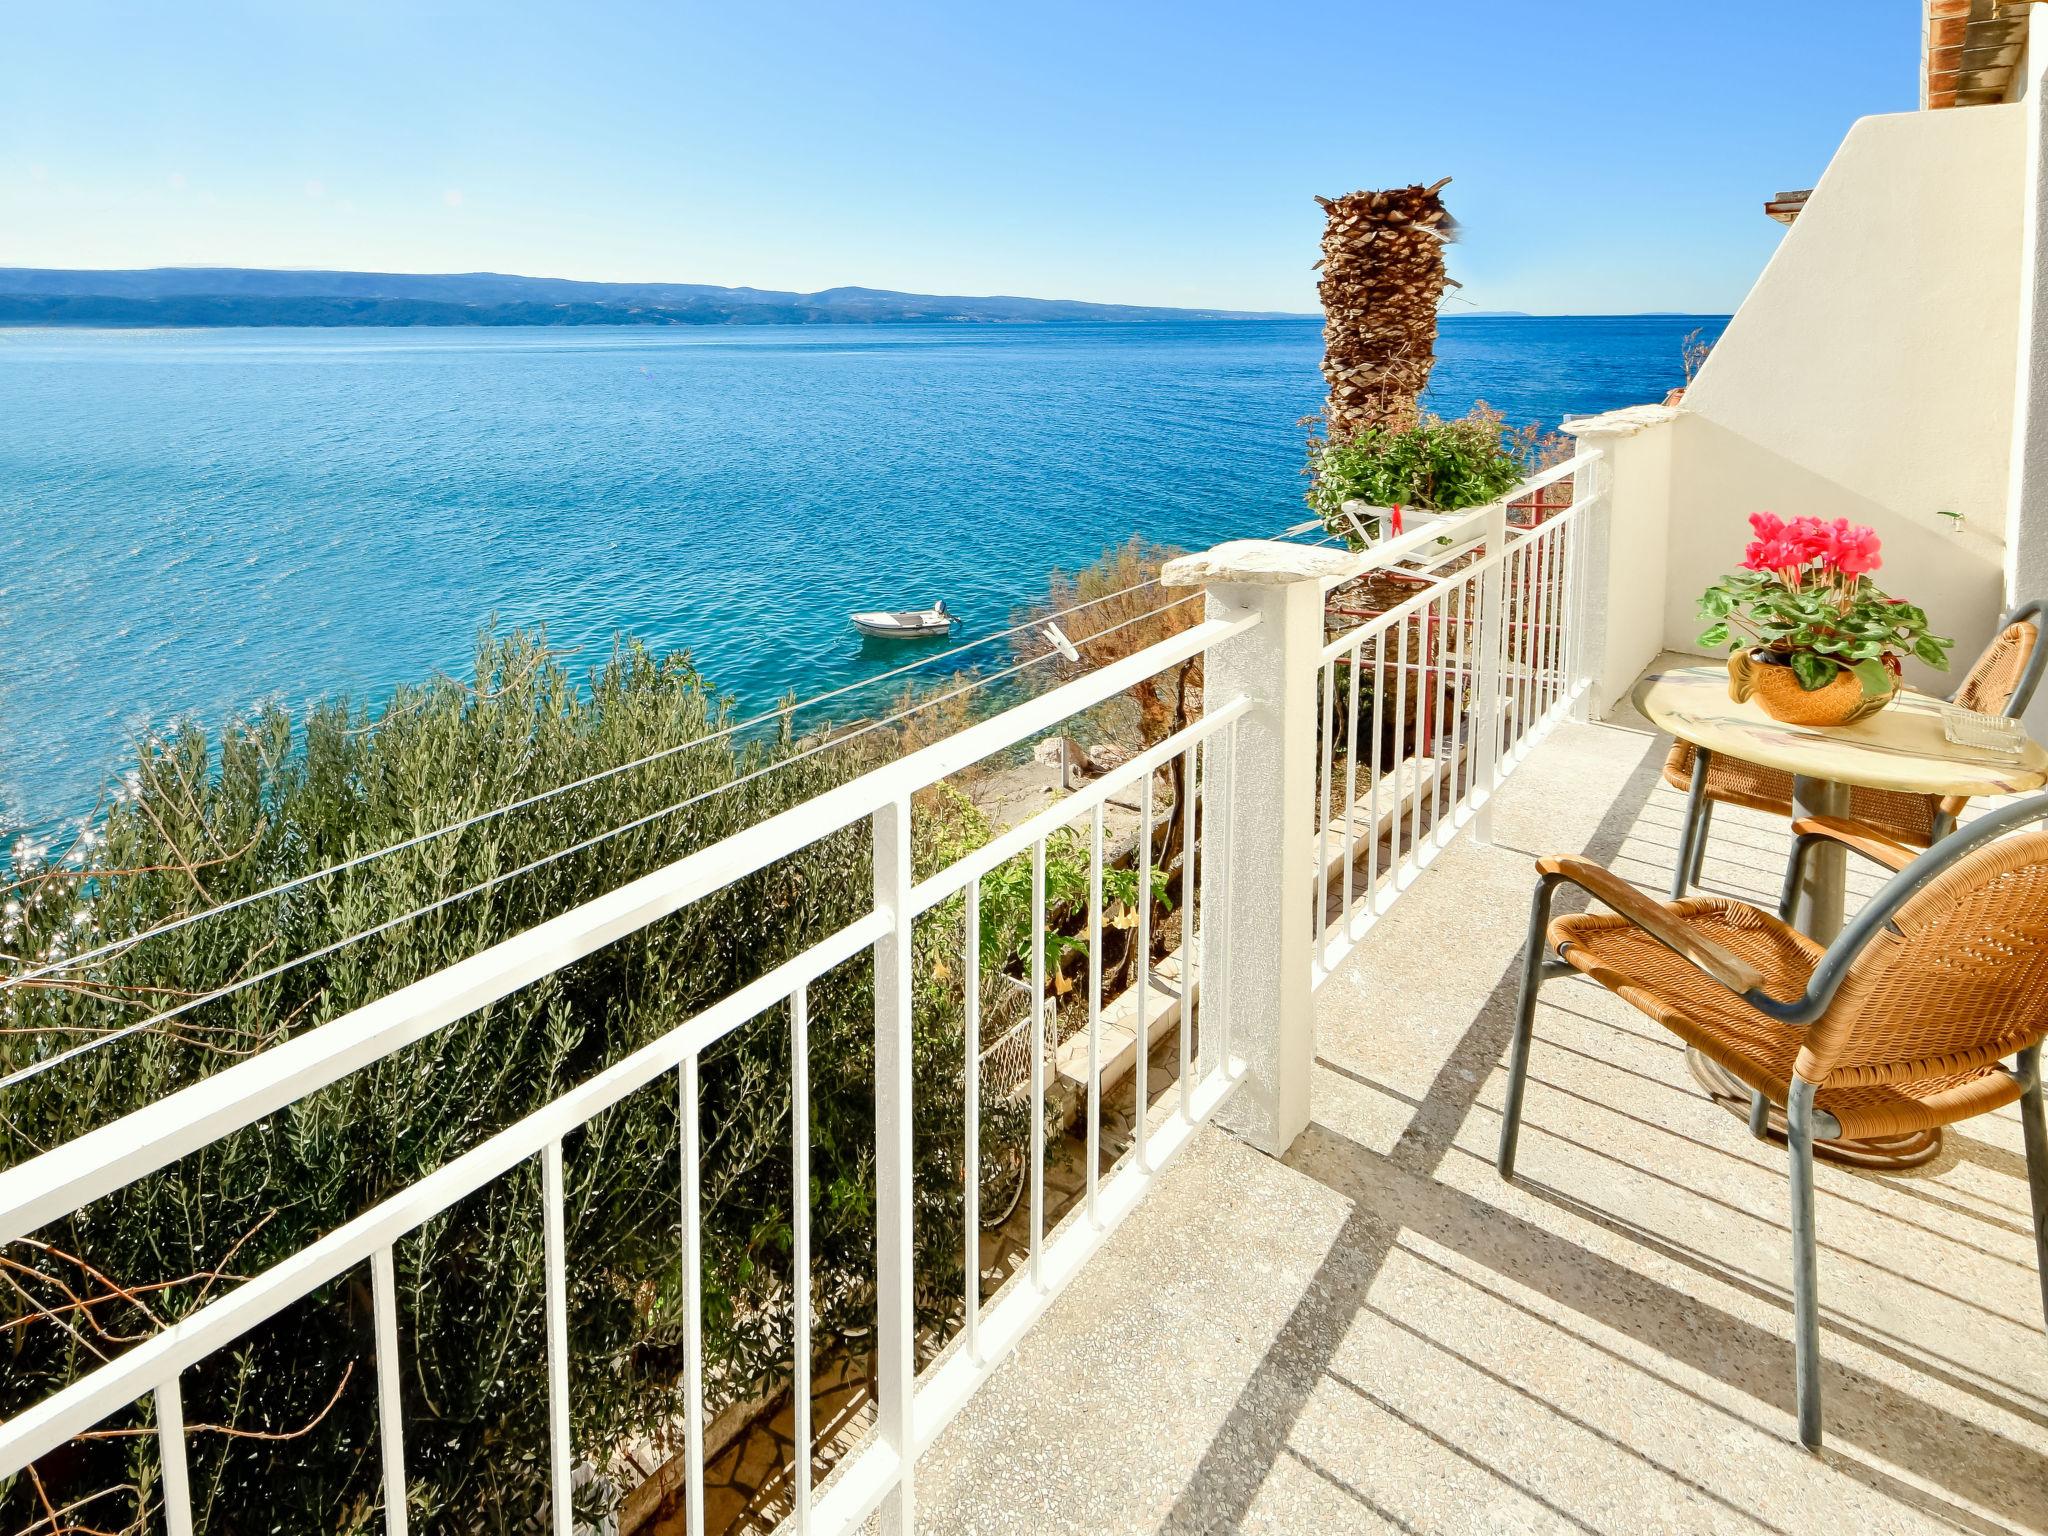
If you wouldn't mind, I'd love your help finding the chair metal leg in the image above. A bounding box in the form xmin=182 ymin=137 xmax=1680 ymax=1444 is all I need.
xmin=1787 ymin=1077 xmax=1824 ymax=1450
xmin=1689 ymin=800 xmax=1714 ymax=887
xmin=1672 ymin=748 xmax=1712 ymax=900
xmin=1778 ymin=832 xmax=1814 ymax=923
xmin=1748 ymin=1089 xmax=1771 ymax=1140
xmin=2019 ymin=1044 xmax=2048 ymax=1332
xmin=1497 ymin=875 xmax=1561 ymax=1182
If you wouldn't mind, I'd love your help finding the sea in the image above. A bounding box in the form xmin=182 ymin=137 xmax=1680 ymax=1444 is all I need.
xmin=0 ymin=314 xmax=1725 ymax=834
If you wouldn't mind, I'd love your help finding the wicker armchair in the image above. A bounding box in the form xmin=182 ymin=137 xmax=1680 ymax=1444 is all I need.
xmin=1496 ymin=795 xmax=2048 ymax=1451
xmin=1665 ymin=600 xmax=2046 ymax=898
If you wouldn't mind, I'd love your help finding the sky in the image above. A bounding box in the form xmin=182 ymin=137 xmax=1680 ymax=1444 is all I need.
xmin=0 ymin=1 xmax=1922 ymax=315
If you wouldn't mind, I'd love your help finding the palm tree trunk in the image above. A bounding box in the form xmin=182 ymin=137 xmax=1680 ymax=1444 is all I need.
xmin=1317 ymin=179 xmax=1455 ymax=439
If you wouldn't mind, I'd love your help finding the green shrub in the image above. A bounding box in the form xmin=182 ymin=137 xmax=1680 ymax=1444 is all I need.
xmin=0 ymin=630 xmax=1019 ymax=1532
xmin=1305 ymin=402 xmax=1558 ymax=545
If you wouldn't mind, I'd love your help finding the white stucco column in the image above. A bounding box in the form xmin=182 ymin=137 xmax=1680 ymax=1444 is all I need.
xmin=1560 ymin=404 xmax=1679 ymax=718
xmin=1162 ymin=539 xmax=1349 ymax=1156
xmin=2008 ymin=5 xmax=2048 ymax=738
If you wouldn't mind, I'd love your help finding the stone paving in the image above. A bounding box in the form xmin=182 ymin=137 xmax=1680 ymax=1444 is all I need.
xmin=901 ymin=703 xmax=2048 ymax=1534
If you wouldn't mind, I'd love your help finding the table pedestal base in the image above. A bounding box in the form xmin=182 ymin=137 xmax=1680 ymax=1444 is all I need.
xmin=1686 ymin=1049 xmax=1942 ymax=1170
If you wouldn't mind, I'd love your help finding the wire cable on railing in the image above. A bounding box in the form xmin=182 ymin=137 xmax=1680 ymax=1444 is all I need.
xmin=5 ymin=479 xmax=1583 ymax=1074
xmin=6 ymin=500 xmax=1323 ymax=1000
xmin=2 ymin=565 xmax=1220 ymax=992
xmin=0 ymin=595 xmax=1206 ymax=1087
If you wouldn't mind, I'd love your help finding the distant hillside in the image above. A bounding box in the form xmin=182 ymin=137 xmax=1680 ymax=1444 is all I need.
xmin=0 ymin=268 xmax=1303 ymax=327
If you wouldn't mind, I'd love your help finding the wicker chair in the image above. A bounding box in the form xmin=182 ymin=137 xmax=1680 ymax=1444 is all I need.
xmin=1496 ymin=795 xmax=2048 ymax=1451
xmin=1665 ymin=600 xmax=2047 ymax=899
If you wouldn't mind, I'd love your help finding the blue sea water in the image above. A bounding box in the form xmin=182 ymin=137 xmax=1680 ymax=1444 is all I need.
xmin=0 ymin=315 xmax=1723 ymax=832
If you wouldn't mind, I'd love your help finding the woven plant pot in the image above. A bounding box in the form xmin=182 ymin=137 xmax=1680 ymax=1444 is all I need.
xmin=1727 ymin=649 xmax=1897 ymax=726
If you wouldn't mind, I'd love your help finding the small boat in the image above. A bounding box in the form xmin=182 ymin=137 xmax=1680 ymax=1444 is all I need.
xmin=850 ymin=600 xmax=958 ymax=639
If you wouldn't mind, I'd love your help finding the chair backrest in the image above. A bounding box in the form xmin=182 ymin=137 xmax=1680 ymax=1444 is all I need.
xmin=1802 ymin=826 xmax=2048 ymax=1087
xmin=1951 ymin=599 xmax=2046 ymax=718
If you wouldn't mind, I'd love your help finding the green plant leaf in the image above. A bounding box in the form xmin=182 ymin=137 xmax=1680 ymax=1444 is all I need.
xmin=1913 ymin=633 xmax=1952 ymax=668
xmin=1789 ymin=650 xmax=1838 ymax=691
xmin=1849 ymin=658 xmax=1894 ymax=698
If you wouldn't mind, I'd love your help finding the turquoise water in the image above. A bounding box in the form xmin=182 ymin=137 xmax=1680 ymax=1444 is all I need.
xmin=1 ymin=315 xmax=1722 ymax=831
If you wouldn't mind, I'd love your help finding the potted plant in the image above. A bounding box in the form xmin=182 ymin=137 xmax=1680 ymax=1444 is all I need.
xmin=1698 ymin=512 xmax=1952 ymax=726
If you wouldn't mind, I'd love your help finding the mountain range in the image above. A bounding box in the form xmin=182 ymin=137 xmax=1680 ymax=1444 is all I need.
xmin=0 ymin=267 xmax=1305 ymax=327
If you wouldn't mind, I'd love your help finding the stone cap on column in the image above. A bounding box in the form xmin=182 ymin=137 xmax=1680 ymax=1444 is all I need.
xmin=1161 ymin=539 xmax=1359 ymax=589
xmin=1560 ymin=403 xmax=1679 ymax=441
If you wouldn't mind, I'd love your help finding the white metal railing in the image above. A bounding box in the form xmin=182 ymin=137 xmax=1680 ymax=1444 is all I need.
xmin=0 ymin=614 xmax=1252 ymax=1536
xmin=0 ymin=448 xmax=1606 ymax=1535
xmin=1309 ymin=455 xmax=1600 ymax=983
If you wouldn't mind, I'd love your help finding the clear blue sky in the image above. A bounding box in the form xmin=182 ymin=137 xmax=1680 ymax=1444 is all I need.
xmin=1 ymin=1 xmax=1920 ymax=314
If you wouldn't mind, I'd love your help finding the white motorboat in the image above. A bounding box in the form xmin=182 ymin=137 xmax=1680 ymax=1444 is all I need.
xmin=850 ymin=600 xmax=957 ymax=639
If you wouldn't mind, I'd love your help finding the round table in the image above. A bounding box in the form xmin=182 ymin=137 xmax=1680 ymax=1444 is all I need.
xmin=1633 ymin=666 xmax=2048 ymax=1167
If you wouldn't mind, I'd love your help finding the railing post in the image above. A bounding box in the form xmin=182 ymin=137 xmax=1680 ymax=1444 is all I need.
xmin=1472 ymin=501 xmax=1510 ymax=846
xmin=1163 ymin=540 xmax=1349 ymax=1157
xmin=872 ymin=796 xmax=915 ymax=1532
xmin=1559 ymin=407 xmax=1676 ymax=718
xmin=1563 ymin=445 xmax=1612 ymax=725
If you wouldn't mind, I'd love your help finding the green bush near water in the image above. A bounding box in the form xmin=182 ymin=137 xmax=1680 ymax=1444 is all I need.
xmin=0 ymin=630 xmax=1014 ymax=1532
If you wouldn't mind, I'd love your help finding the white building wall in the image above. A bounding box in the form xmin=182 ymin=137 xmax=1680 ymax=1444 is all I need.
xmin=1638 ymin=104 xmax=2024 ymax=697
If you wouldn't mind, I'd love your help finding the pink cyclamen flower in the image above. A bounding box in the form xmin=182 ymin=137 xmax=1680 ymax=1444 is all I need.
xmin=1741 ymin=532 xmax=1812 ymax=575
xmin=1785 ymin=515 xmax=1836 ymax=566
xmin=1741 ymin=513 xmax=1788 ymax=572
xmin=1738 ymin=540 xmax=1783 ymax=573
xmin=1827 ymin=518 xmax=1882 ymax=576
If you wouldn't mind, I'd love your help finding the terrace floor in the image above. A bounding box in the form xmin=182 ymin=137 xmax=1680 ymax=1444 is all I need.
xmin=904 ymin=673 xmax=2048 ymax=1534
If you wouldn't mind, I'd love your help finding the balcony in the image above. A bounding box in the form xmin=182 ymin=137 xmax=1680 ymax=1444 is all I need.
xmin=909 ymin=692 xmax=2048 ymax=1535
xmin=6 ymin=457 xmax=2044 ymax=1536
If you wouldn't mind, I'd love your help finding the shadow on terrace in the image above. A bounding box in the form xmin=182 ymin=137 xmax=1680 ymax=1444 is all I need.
xmin=907 ymin=684 xmax=2048 ymax=1535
